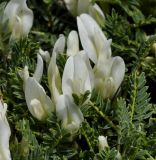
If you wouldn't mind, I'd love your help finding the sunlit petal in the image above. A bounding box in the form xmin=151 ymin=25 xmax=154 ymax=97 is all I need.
xmin=110 ymin=56 xmax=125 ymax=92
xmin=25 ymin=77 xmax=54 ymax=120
xmin=56 ymin=94 xmax=84 ymax=133
xmin=0 ymin=101 xmax=11 ymax=160
xmin=67 ymin=31 xmax=79 ymax=56
xmin=48 ymin=35 xmax=65 ymax=99
xmin=77 ymin=16 xmax=97 ymax=63
xmin=33 ymin=54 xmax=43 ymax=82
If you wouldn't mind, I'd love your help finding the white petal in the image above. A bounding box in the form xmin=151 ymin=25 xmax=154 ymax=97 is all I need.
xmin=3 ymin=0 xmax=19 ymax=25
xmin=48 ymin=35 xmax=65 ymax=97
xmin=78 ymin=14 xmax=107 ymax=61
xmin=51 ymin=69 xmax=62 ymax=103
xmin=95 ymin=58 xmax=112 ymax=79
xmin=92 ymin=4 xmax=105 ymax=19
xmin=104 ymin=77 xmax=115 ymax=98
xmin=73 ymin=53 xmax=92 ymax=94
xmin=89 ymin=3 xmax=105 ymax=26
xmin=9 ymin=15 xmax=23 ymax=40
xmin=33 ymin=54 xmax=43 ymax=82
xmin=95 ymin=39 xmax=113 ymax=77
xmin=30 ymin=98 xmax=46 ymax=121
xmin=56 ymin=94 xmax=84 ymax=133
xmin=62 ymin=56 xmax=74 ymax=96
xmin=25 ymin=77 xmax=54 ymax=120
xmin=77 ymin=16 xmax=97 ymax=63
xmin=55 ymin=95 xmax=68 ymax=125
xmin=62 ymin=52 xmax=93 ymax=96
xmin=110 ymin=56 xmax=125 ymax=92
xmin=0 ymin=101 xmax=11 ymax=160
xmin=79 ymin=14 xmax=106 ymax=42
xmin=77 ymin=0 xmax=89 ymax=15
xmin=49 ymin=35 xmax=65 ymax=76
xmin=20 ymin=7 xmax=34 ymax=36
xmin=0 ymin=101 xmax=7 ymax=122
xmin=67 ymin=31 xmax=79 ymax=56
xmin=77 ymin=14 xmax=108 ymax=63
xmin=18 ymin=66 xmax=29 ymax=82
xmin=39 ymin=48 xmax=50 ymax=64
xmin=53 ymin=34 xmax=65 ymax=54
xmin=79 ymin=51 xmax=94 ymax=89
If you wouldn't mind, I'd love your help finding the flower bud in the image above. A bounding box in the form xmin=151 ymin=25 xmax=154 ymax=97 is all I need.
xmin=98 ymin=136 xmax=108 ymax=151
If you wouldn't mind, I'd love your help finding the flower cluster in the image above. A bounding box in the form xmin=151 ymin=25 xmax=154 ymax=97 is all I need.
xmin=1 ymin=0 xmax=125 ymax=158
xmin=77 ymin=14 xmax=125 ymax=99
xmin=19 ymin=13 xmax=125 ymax=134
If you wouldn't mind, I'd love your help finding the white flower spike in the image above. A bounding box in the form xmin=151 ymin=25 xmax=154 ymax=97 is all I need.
xmin=3 ymin=0 xmax=34 ymax=40
xmin=0 ymin=100 xmax=11 ymax=160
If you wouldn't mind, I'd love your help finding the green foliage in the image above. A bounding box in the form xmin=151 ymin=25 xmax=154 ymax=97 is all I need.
xmin=128 ymin=72 xmax=153 ymax=122
xmin=95 ymin=148 xmax=119 ymax=160
xmin=0 ymin=0 xmax=156 ymax=159
xmin=11 ymin=119 xmax=46 ymax=160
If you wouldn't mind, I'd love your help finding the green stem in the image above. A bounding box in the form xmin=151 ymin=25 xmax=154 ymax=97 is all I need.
xmin=89 ymin=101 xmax=119 ymax=134
xmin=81 ymin=127 xmax=94 ymax=153
xmin=117 ymin=131 xmax=121 ymax=151
xmin=130 ymin=71 xmax=137 ymax=122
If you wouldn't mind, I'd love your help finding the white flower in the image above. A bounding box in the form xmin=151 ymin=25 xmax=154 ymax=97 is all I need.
xmin=48 ymin=31 xmax=94 ymax=100
xmin=25 ymin=77 xmax=54 ymax=121
xmin=77 ymin=13 xmax=107 ymax=63
xmin=48 ymin=32 xmax=93 ymax=132
xmin=62 ymin=51 xmax=94 ymax=97
xmin=56 ymin=94 xmax=84 ymax=133
xmin=20 ymin=54 xmax=54 ymax=121
xmin=98 ymin=136 xmax=108 ymax=151
xmin=0 ymin=100 xmax=11 ymax=160
xmin=48 ymin=31 xmax=93 ymax=101
xmin=64 ymin=0 xmax=105 ymax=25
xmin=3 ymin=0 xmax=33 ymax=40
xmin=77 ymin=14 xmax=125 ymax=99
xmin=94 ymin=40 xmax=125 ymax=99
xmin=58 ymin=52 xmax=93 ymax=133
